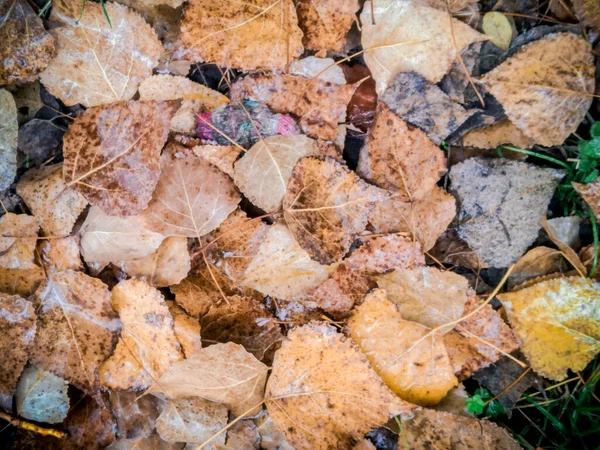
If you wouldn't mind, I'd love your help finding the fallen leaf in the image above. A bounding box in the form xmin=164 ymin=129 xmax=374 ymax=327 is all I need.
xmin=0 ymin=267 xmax=45 ymax=297
xmin=432 ymin=384 xmax=471 ymax=416
xmin=15 ymin=364 xmax=69 ymax=424
xmin=482 ymin=32 xmax=594 ymax=146
xmin=462 ymin=119 xmax=535 ymax=149
xmin=508 ymin=246 xmax=569 ymax=290
xmin=573 ymin=0 xmax=600 ymax=29
xmin=0 ymin=294 xmax=36 ymax=411
xmin=192 ymin=145 xmax=239 ymax=178
xmin=257 ymin=413 xmax=294 ymax=450
xmin=63 ymin=100 xmax=177 ymax=216
xmin=166 ymin=301 xmax=202 ymax=358
xmin=289 ymin=56 xmax=347 ymax=84
xmin=107 ymin=435 xmax=183 ymax=450
xmin=498 ymin=276 xmax=600 ymax=380
xmin=0 ymin=213 xmax=39 ymax=270
xmin=100 ymin=279 xmax=184 ymax=390
xmin=357 ymin=103 xmax=446 ymax=200
xmin=0 ymin=90 xmax=17 ymax=191
xmin=60 ymin=394 xmax=117 ymax=449
xmin=171 ymin=271 xmax=229 ymax=319
xmin=219 ymin=419 xmax=260 ymax=450
xmin=376 ymin=267 xmax=469 ymax=332
xmin=265 ymin=323 xmax=413 ymax=450
xmin=148 ymin=342 xmax=269 ymax=417
xmin=138 ymin=75 xmax=229 ymax=134
xmin=141 ymin=143 xmax=240 ymax=237
xmin=296 ymin=0 xmax=359 ymax=52
xmin=546 ymin=216 xmax=584 ymax=250
xmin=482 ymin=12 xmax=514 ymax=50
xmin=353 ymin=439 xmax=377 ymax=450
xmin=450 ymin=157 xmax=565 ymax=267
xmin=361 ymin=0 xmax=487 ymax=94
xmin=9 ymin=81 xmax=45 ymax=125
xmin=580 ymin=244 xmax=600 ymax=281
xmin=428 ymin=229 xmax=486 ymax=270
xmin=230 ymin=74 xmax=356 ymax=140
xmin=30 ymin=270 xmax=121 ymax=393
xmin=347 ymin=289 xmax=457 ymax=405
xmin=439 ymin=42 xmax=482 ymax=105
xmin=39 ymin=236 xmax=83 ymax=273
xmin=0 ymin=0 xmax=55 ymax=84
xmin=175 ymin=0 xmax=303 ymax=71
xmin=109 ymin=391 xmax=165 ymax=440
xmin=40 ymin=0 xmax=163 ymax=107
xmin=574 ymin=176 xmax=600 ymax=219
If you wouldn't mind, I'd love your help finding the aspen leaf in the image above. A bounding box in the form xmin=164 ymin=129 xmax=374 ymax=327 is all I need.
xmin=40 ymin=0 xmax=163 ymax=107
xmin=498 ymin=277 xmax=600 ymax=381
xmin=0 ymin=90 xmax=17 ymax=191
xmin=109 ymin=391 xmax=165 ymax=440
xmin=573 ymin=176 xmax=600 ymax=219
xmin=39 ymin=236 xmax=83 ymax=273
xmin=573 ymin=0 xmax=600 ymax=29
xmin=220 ymin=420 xmax=260 ymax=450
xmin=107 ymin=435 xmax=183 ymax=450
xmin=59 ymin=394 xmax=117 ymax=449
xmin=265 ymin=323 xmax=414 ymax=450
xmin=0 ymin=267 xmax=45 ymax=297
xmin=172 ymin=270 xmax=237 ymax=319
xmin=289 ymin=57 xmax=347 ymax=85
xmin=167 ymin=301 xmax=202 ymax=358
xmin=347 ymin=289 xmax=458 ymax=405
xmin=15 ymin=364 xmax=69 ymax=424
xmin=257 ymin=414 xmax=294 ymax=450
xmin=462 ymin=119 xmax=535 ymax=149
xmin=193 ymin=145 xmax=240 ymax=178
xmin=508 ymin=246 xmax=570 ymax=290
xmin=0 ymin=213 xmax=38 ymax=270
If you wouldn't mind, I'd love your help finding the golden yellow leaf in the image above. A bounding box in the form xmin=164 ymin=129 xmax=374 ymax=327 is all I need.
xmin=482 ymin=12 xmax=513 ymax=50
xmin=462 ymin=119 xmax=535 ymax=150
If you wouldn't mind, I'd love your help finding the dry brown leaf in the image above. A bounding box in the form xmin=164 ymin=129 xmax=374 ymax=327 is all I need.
xmin=39 ymin=236 xmax=83 ymax=273
xmin=265 ymin=323 xmax=413 ymax=450
xmin=376 ymin=267 xmax=469 ymax=333
xmin=357 ymin=103 xmax=446 ymax=201
xmin=574 ymin=176 xmax=600 ymax=219
xmin=148 ymin=342 xmax=268 ymax=417
xmin=219 ymin=419 xmax=260 ymax=450
xmin=508 ymin=246 xmax=569 ymax=290
xmin=141 ymin=143 xmax=240 ymax=238
xmin=369 ymin=186 xmax=456 ymax=251
xmin=540 ymin=217 xmax=588 ymax=277
xmin=58 ymin=394 xmax=117 ymax=449
xmin=432 ymin=383 xmax=471 ymax=416
xmin=171 ymin=271 xmax=229 ymax=319
xmin=257 ymin=413 xmax=294 ymax=450
xmin=463 ymin=119 xmax=535 ymax=149
xmin=40 ymin=0 xmax=163 ymax=107
xmin=107 ymin=435 xmax=184 ymax=450
xmin=138 ymin=75 xmax=229 ymax=134
xmin=283 ymin=157 xmax=387 ymax=264
xmin=289 ymin=56 xmax=346 ymax=84
xmin=0 ymin=89 xmax=17 ymax=191
xmin=580 ymin=244 xmax=600 ymax=281
xmin=192 ymin=145 xmax=240 ymax=178
xmin=347 ymin=289 xmax=457 ymax=405
xmin=167 ymin=301 xmax=202 ymax=358
xmin=230 ymin=74 xmax=356 ymax=140
xmin=296 ymin=0 xmax=359 ymax=52
xmin=428 ymin=229 xmax=486 ymax=270
xmin=30 ymin=270 xmax=121 ymax=393
xmin=119 ymin=237 xmax=191 ymax=287
xmin=233 ymin=135 xmax=324 ymax=213
xmin=0 ymin=294 xmax=36 ymax=411
xmin=0 ymin=0 xmax=55 ymax=84
xmin=361 ymin=0 xmax=487 ymax=94
xmin=0 ymin=213 xmax=39 ymax=270
xmin=15 ymin=364 xmax=69 ymax=424
xmin=109 ymin=391 xmax=165 ymax=440
xmin=0 ymin=267 xmax=45 ymax=297
xmin=100 ymin=279 xmax=184 ymax=390
xmin=482 ymin=32 xmax=594 ymax=146
xmin=175 ymin=0 xmax=303 ymax=71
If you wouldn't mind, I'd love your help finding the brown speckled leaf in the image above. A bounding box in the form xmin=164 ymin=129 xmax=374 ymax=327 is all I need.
xmin=100 ymin=279 xmax=184 ymax=391
xmin=296 ymin=0 xmax=359 ymax=52
xmin=265 ymin=323 xmax=413 ymax=450
xmin=40 ymin=0 xmax=162 ymax=107
xmin=63 ymin=101 xmax=177 ymax=216
xmin=0 ymin=294 xmax=36 ymax=411
xmin=30 ymin=270 xmax=121 ymax=394
xmin=573 ymin=0 xmax=600 ymax=29
xmin=166 ymin=301 xmax=202 ymax=358
xmin=483 ymin=32 xmax=594 ymax=146
xmin=0 ymin=213 xmax=39 ymax=270
xmin=0 ymin=267 xmax=45 ymax=297
xmin=574 ymin=176 xmax=600 ymax=219
xmin=39 ymin=236 xmax=83 ymax=273
xmin=141 ymin=143 xmax=240 ymax=237
xmin=109 ymin=391 xmax=165 ymax=440
xmin=463 ymin=120 xmax=535 ymax=149
xmin=283 ymin=157 xmax=388 ymax=264
xmin=0 ymin=0 xmax=55 ymax=84
xmin=230 ymin=74 xmax=356 ymax=140
xmin=0 ymin=90 xmax=17 ymax=191
xmin=192 ymin=145 xmax=239 ymax=178
xmin=175 ymin=0 xmax=303 ymax=71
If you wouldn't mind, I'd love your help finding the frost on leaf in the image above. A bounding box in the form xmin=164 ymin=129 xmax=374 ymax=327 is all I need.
xmin=296 ymin=0 xmax=359 ymax=52
xmin=265 ymin=323 xmax=413 ymax=450
xmin=241 ymin=222 xmax=332 ymax=300
xmin=482 ymin=32 xmax=594 ymax=146
xmin=16 ymin=364 xmax=69 ymax=424
xmin=357 ymin=103 xmax=447 ymax=201
xmin=175 ymin=0 xmax=303 ymax=71
xmin=40 ymin=0 xmax=163 ymax=107
xmin=234 ymin=135 xmax=324 ymax=213
xmin=0 ymin=294 xmax=35 ymax=411
xmin=230 ymin=74 xmax=356 ymax=140
xmin=100 ymin=279 xmax=184 ymax=391
xmin=376 ymin=267 xmax=469 ymax=333
xmin=347 ymin=290 xmax=457 ymax=405
xmin=0 ymin=90 xmax=17 ymax=191
xmin=109 ymin=391 xmax=165 ymax=440
xmin=0 ymin=213 xmax=39 ymax=270
xmin=39 ymin=236 xmax=83 ymax=273
xmin=148 ymin=342 xmax=268 ymax=417
xmin=361 ymin=0 xmax=487 ymax=94
xmin=283 ymin=157 xmax=388 ymax=264
xmin=574 ymin=176 xmax=600 ymax=219
xmin=498 ymin=277 xmax=600 ymax=381
xmin=30 ymin=271 xmax=121 ymax=394
xmin=167 ymin=301 xmax=202 ymax=358
xmin=141 ymin=143 xmax=240 ymax=238
xmin=63 ymin=100 xmax=177 ymax=216
xmin=0 ymin=0 xmax=55 ymax=84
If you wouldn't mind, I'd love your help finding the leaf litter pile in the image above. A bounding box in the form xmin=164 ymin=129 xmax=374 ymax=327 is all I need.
xmin=2 ymin=0 xmax=600 ymax=448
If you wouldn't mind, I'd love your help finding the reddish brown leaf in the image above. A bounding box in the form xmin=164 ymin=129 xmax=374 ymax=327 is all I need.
xmin=296 ymin=0 xmax=359 ymax=52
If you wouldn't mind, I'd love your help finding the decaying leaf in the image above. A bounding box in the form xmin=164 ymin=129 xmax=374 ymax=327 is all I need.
xmin=148 ymin=342 xmax=268 ymax=417
xmin=0 ymin=0 xmax=55 ymax=84
xmin=0 ymin=90 xmax=17 ymax=191
xmin=109 ymin=391 xmax=165 ymax=440
xmin=462 ymin=119 xmax=535 ymax=149
xmin=107 ymin=435 xmax=183 ymax=450
xmin=141 ymin=143 xmax=240 ymax=237
xmin=230 ymin=74 xmax=356 ymax=140
xmin=573 ymin=0 xmax=600 ymax=29
xmin=30 ymin=270 xmax=121 ymax=393
xmin=482 ymin=32 xmax=594 ymax=146
xmin=39 ymin=236 xmax=83 ymax=273
xmin=376 ymin=267 xmax=469 ymax=333
xmin=257 ymin=413 xmax=294 ymax=450
xmin=361 ymin=0 xmax=487 ymax=94
xmin=347 ymin=290 xmax=457 ymax=405
xmin=289 ymin=56 xmax=347 ymax=85
xmin=508 ymin=246 xmax=569 ymax=290
xmin=100 ymin=279 xmax=184 ymax=390
xmin=138 ymin=75 xmax=229 ymax=134
xmin=428 ymin=229 xmax=486 ymax=270
xmin=167 ymin=301 xmax=202 ymax=358
xmin=498 ymin=277 xmax=600 ymax=380
xmin=15 ymin=364 xmax=69 ymax=424
xmin=0 ymin=294 xmax=36 ymax=411
xmin=357 ymin=103 xmax=446 ymax=200
xmin=296 ymin=0 xmax=359 ymax=52
xmin=175 ymin=0 xmax=303 ymax=71
xmin=283 ymin=157 xmax=387 ymax=264
xmin=265 ymin=323 xmax=413 ymax=450
xmin=0 ymin=267 xmax=45 ymax=297
xmin=59 ymin=394 xmax=117 ymax=449
xmin=574 ymin=176 xmax=600 ymax=219
xmin=546 ymin=216 xmax=584 ymax=250
xmin=192 ymin=145 xmax=239 ymax=178
xmin=40 ymin=0 xmax=163 ymax=107
xmin=0 ymin=213 xmax=39 ymax=270
xmin=16 ymin=163 xmax=88 ymax=236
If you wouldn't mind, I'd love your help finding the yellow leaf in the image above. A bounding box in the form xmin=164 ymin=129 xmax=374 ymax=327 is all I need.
xmin=482 ymin=12 xmax=513 ymax=50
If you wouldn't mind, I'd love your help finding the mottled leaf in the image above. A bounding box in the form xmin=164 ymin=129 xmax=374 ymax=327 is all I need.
xmin=462 ymin=119 xmax=535 ymax=149
xmin=109 ymin=391 xmax=165 ymax=440
xmin=0 ymin=90 xmax=17 ymax=191
xmin=296 ymin=0 xmax=359 ymax=52
xmin=192 ymin=145 xmax=239 ymax=178
xmin=574 ymin=176 xmax=600 ymax=219
xmin=39 ymin=236 xmax=83 ymax=273
xmin=16 ymin=364 xmax=69 ymax=424
xmin=0 ymin=213 xmax=38 ymax=270
xmin=167 ymin=301 xmax=202 ymax=358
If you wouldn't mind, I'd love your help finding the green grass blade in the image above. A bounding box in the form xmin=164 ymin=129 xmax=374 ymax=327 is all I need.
xmin=588 ymin=205 xmax=598 ymax=277
xmin=524 ymin=394 xmax=567 ymax=434
xmin=498 ymin=146 xmax=573 ymax=172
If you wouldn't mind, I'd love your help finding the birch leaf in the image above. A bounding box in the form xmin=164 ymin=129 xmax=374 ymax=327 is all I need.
xmin=109 ymin=391 xmax=165 ymax=440
xmin=167 ymin=301 xmax=202 ymax=358
xmin=15 ymin=364 xmax=69 ymax=424
xmin=39 ymin=236 xmax=83 ymax=273
xmin=0 ymin=213 xmax=39 ymax=270
xmin=462 ymin=119 xmax=535 ymax=149
xmin=0 ymin=90 xmax=17 ymax=191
